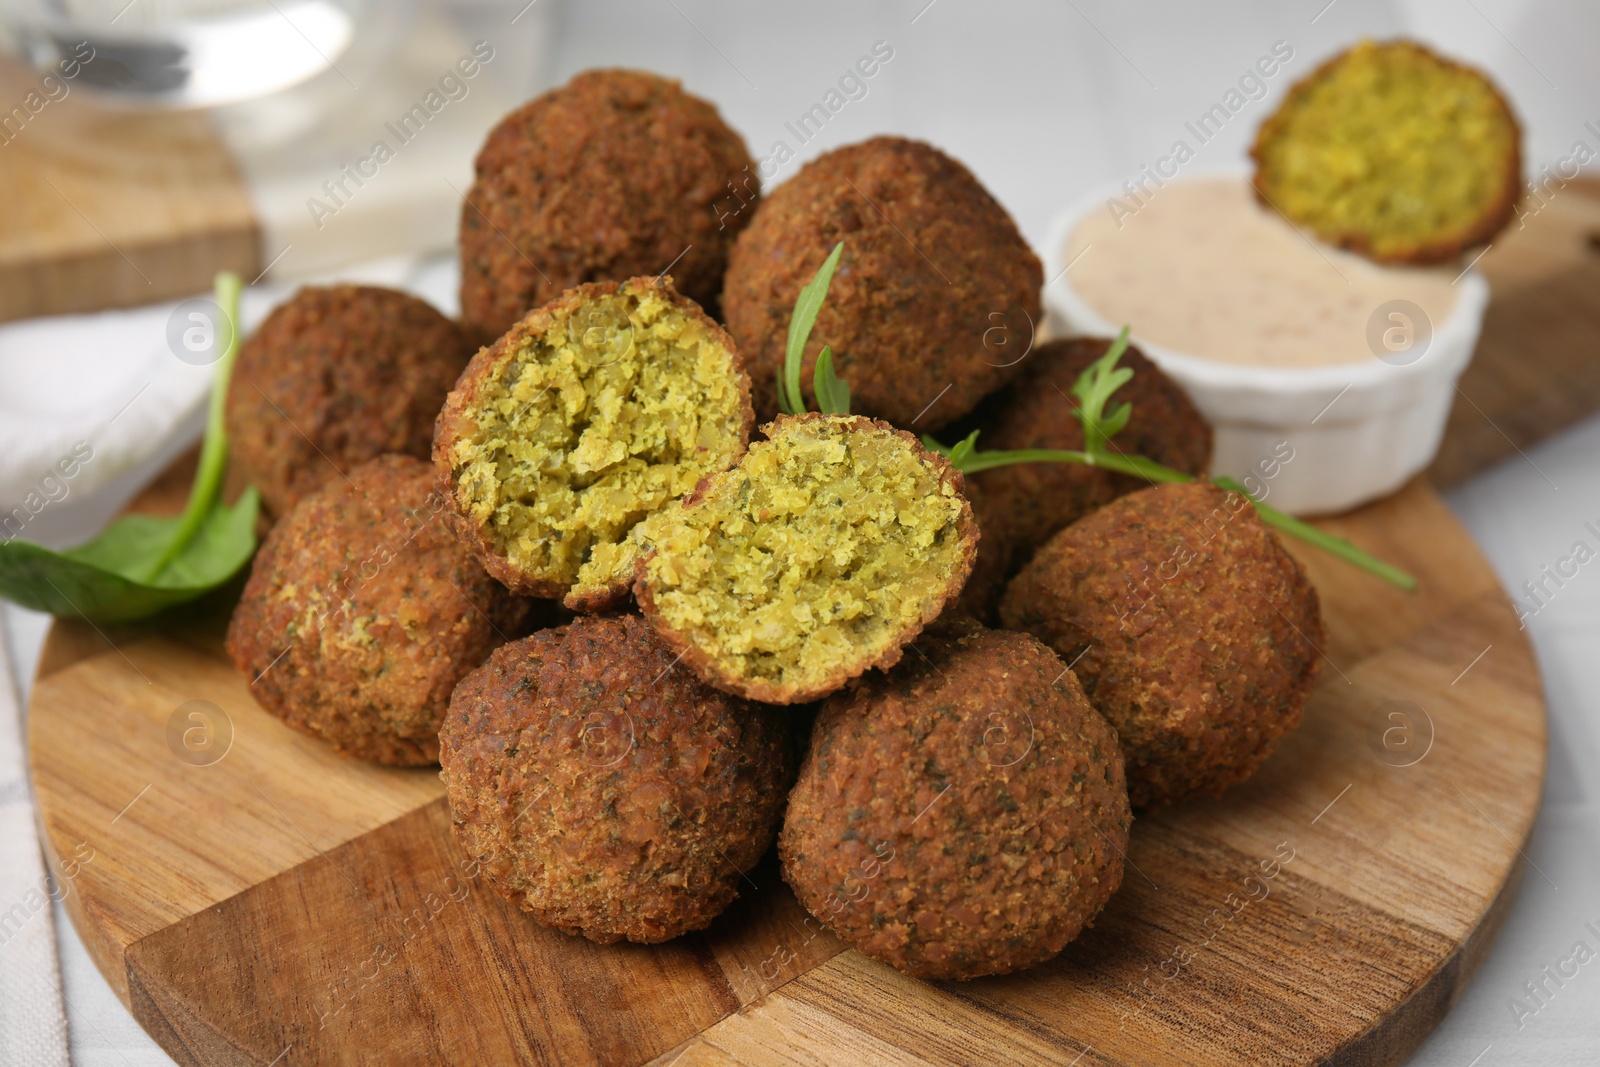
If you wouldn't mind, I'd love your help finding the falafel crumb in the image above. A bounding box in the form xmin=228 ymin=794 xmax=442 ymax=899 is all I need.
xmin=639 ymin=415 xmax=973 ymax=701
xmin=446 ymin=282 xmax=747 ymax=602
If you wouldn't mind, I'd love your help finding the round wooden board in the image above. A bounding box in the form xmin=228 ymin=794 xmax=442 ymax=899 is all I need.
xmin=25 ymin=470 xmax=1545 ymax=1067
xmin=30 ymin=192 xmax=1600 ymax=1067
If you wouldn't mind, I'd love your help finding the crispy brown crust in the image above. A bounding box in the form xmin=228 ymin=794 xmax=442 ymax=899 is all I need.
xmin=1250 ymin=39 xmax=1523 ymax=265
xmin=633 ymin=413 xmax=979 ymax=705
xmin=779 ymin=619 xmax=1130 ymax=980
xmin=432 ymin=275 xmax=755 ymax=602
xmin=460 ymin=69 xmax=757 ymax=341
xmin=438 ymin=614 xmax=795 ymax=944
xmin=963 ymin=337 xmax=1213 ymax=604
xmin=225 ymin=455 xmax=538 ymax=766
xmin=225 ymin=286 xmax=474 ymax=520
xmin=1001 ymin=482 xmax=1323 ymax=808
xmin=723 ymin=136 xmax=1043 ymax=431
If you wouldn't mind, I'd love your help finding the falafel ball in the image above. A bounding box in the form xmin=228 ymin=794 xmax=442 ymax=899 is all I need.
xmin=780 ymin=619 xmax=1130 ymax=980
xmin=439 ymin=613 xmax=795 ymax=944
xmin=460 ymin=69 xmax=758 ymax=341
xmin=434 ymin=275 xmax=753 ymax=611
xmin=226 ymin=286 xmax=475 ymax=519
xmin=635 ymin=414 xmax=976 ymax=704
xmin=723 ymin=137 xmax=1042 ymax=430
xmin=947 ymin=477 xmax=1015 ymax=624
xmin=1000 ymin=481 xmax=1324 ymax=808
xmin=968 ymin=337 xmax=1213 ymax=565
xmin=1251 ymin=40 xmax=1521 ymax=264
xmin=226 ymin=455 xmax=535 ymax=765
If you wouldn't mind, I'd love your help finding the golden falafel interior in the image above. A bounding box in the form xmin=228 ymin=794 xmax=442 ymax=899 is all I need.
xmin=446 ymin=284 xmax=746 ymax=603
xmin=1255 ymin=41 xmax=1518 ymax=260
xmin=641 ymin=416 xmax=970 ymax=697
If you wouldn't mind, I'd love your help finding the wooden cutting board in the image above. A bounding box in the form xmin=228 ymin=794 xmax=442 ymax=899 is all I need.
xmin=25 ymin=188 xmax=1600 ymax=1066
xmin=0 ymin=29 xmax=538 ymax=321
xmin=0 ymin=57 xmax=259 ymax=323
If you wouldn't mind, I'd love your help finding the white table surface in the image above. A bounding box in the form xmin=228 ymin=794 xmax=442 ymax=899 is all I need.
xmin=4 ymin=1 xmax=1598 ymax=1063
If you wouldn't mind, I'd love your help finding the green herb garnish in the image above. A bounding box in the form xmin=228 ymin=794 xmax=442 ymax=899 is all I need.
xmin=812 ymin=346 xmax=851 ymax=415
xmin=1071 ymin=326 xmax=1135 ymax=455
xmin=1212 ymin=475 xmax=1417 ymax=589
xmin=767 ymin=251 xmax=1414 ymax=591
xmin=0 ymin=272 xmax=261 ymax=623
xmin=776 ymin=241 xmax=846 ymax=416
xmin=924 ymin=329 xmax=1418 ymax=591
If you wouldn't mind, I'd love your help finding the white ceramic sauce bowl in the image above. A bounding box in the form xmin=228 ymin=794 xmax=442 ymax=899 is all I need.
xmin=1042 ymin=178 xmax=1490 ymax=516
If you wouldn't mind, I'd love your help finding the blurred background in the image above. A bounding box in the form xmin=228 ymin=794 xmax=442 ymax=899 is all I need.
xmin=4 ymin=0 xmax=1597 ymax=297
xmin=1 ymin=2 xmax=1597 ymax=1064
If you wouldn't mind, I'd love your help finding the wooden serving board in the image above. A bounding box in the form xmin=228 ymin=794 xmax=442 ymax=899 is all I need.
xmin=26 ymin=189 xmax=1600 ymax=1066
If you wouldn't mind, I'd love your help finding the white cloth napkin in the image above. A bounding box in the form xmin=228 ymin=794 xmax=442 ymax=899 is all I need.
xmin=0 ymin=611 xmax=70 ymax=1067
xmin=0 ymin=254 xmax=459 ymax=523
xmin=0 ymin=253 xmax=458 ymax=1067
xmin=0 ymin=302 xmax=223 ymax=513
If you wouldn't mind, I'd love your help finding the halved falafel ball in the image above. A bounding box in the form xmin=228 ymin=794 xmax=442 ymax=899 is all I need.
xmin=434 ymin=276 xmax=753 ymax=611
xmin=225 ymin=455 xmax=535 ymax=765
xmin=723 ymin=137 xmax=1042 ymax=430
xmin=968 ymin=337 xmax=1213 ymax=577
xmin=460 ymin=69 xmax=758 ymax=341
xmin=439 ymin=613 xmax=794 ymax=944
xmin=226 ymin=286 xmax=475 ymax=519
xmin=1251 ymin=39 xmax=1521 ymax=264
xmin=1000 ymin=481 xmax=1323 ymax=808
xmin=635 ymin=414 xmax=976 ymax=704
xmin=780 ymin=619 xmax=1130 ymax=980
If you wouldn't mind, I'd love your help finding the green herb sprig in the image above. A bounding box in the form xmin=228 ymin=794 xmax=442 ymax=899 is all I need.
xmin=1070 ymin=326 xmax=1135 ymax=455
xmin=0 ymin=273 xmax=261 ymax=623
xmin=923 ymin=329 xmax=1417 ymax=591
xmin=776 ymin=241 xmax=851 ymax=416
xmin=766 ymin=249 xmax=1414 ymax=591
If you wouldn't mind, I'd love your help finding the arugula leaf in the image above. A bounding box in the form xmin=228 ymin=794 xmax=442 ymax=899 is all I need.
xmin=0 ymin=272 xmax=261 ymax=623
xmin=779 ymin=241 xmax=846 ymax=416
xmin=812 ymin=346 xmax=852 ymax=415
xmin=1071 ymin=326 xmax=1135 ymax=455
xmin=929 ymin=328 xmax=1417 ymax=591
xmin=775 ymin=369 xmax=799 ymax=417
xmin=1211 ymin=476 xmax=1418 ymax=590
xmin=923 ymin=429 xmax=983 ymax=469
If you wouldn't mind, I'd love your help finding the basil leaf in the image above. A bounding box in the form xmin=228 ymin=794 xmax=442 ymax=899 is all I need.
xmin=0 ymin=489 xmax=260 ymax=622
xmin=0 ymin=271 xmax=261 ymax=622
